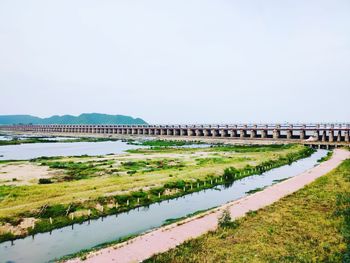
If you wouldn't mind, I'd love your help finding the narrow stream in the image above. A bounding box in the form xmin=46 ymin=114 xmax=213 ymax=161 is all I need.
xmin=0 ymin=150 xmax=327 ymax=263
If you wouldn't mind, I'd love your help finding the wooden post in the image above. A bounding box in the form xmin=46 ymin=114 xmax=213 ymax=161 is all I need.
xmin=88 ymin=209 xmax=91 ymax=217
xmin=158 ymin=192 xmax=161 ymax=198
xmin=137 ymin=198 xmax=140 ymax=204
xmin=126 ymin=199 xmax=129 ymax=206
xmin=183 ymin=186 xmax=185 ymax=191
xmin=49 ymin=217 xmax=53 ymax=224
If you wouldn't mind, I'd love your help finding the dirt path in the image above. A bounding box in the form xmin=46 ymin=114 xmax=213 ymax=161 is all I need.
xmin=67 ymin=149 xmax=350 ymax=263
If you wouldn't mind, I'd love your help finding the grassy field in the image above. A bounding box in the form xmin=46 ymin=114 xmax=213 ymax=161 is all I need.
xmin=146 ymin=158 xmax=350 ymax=263
xmin=0 ymin=144 xmax=312 ymax=241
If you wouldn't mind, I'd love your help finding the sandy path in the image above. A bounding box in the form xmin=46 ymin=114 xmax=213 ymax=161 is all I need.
xmin=67 ymin=149 xmax=350 ymax=263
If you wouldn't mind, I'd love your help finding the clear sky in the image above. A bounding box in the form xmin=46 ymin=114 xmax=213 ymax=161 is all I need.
xmin=0 ymin=0 xmax=349 ymax=124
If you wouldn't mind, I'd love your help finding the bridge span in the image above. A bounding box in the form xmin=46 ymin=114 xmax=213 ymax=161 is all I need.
xmin=1 ymin=124 xmax=349 ymax=145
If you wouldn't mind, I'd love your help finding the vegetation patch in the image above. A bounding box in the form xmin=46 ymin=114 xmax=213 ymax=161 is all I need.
xmin=317 ymin=150 xmax=333 ymax=163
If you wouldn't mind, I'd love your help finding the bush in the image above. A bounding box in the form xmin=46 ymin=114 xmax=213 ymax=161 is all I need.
xmin=40 ymin=204 xmax=67 ymax=218
xmin=223 ymin=167 xmax=239 ymax=180
xmin=218 ymin=208 xmax=239 ymax=228
xmin=131 ymin=190 xmax=147 ymax=198
xmin=218 ymin=208 xmax=232 ymax=228
xmin=38 ymin=178 xmax=53 ymax=184
xmin=165 ymin=180 xmax=185 ymax=189
xmin=114 ymin=195 xmax=129 ymax=204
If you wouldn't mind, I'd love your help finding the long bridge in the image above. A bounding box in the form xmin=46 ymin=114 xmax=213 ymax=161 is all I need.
xmin=1 ymin=124 xmax=350 ymax=145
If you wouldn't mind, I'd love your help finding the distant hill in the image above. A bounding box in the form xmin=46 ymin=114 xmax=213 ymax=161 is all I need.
xmin=0 ymin=113 xmax=148 ymax=125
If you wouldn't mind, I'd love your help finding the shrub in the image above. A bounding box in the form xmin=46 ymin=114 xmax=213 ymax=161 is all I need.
xmin=223 ymin=167 xmax=239 ymax=180
xmin=114 ymin=195 xmax=129 ymax=204
xmin=131 ymin=191 xmax=147 ymax=198
xmin=218 ymin=208 xmax=232 ymax=228
xmin=40 ymin=204 xmax=67 ymax=218
xmin=218 ymin=208 xmax=240 ymax=228
xmin=38 ymin=178 xmax=53 ymax=184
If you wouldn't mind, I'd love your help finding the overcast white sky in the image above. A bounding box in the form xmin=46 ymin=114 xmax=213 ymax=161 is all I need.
xmin=0 ymin=0 xmax=349 ymax=124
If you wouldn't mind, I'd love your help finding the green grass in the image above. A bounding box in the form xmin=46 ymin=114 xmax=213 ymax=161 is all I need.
xmin=146 ymin=158 xmax=350 ymax=263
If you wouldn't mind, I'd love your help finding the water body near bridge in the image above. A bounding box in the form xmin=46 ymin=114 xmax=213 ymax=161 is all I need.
xmin=0 ymin=150 xmax=327 ymax=263
xmin=0 ymin=140 xmax=142 ymax=161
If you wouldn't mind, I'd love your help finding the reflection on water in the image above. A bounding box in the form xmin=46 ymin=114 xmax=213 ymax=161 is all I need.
xmin=0 ymin=150 xmax=327 ymax=263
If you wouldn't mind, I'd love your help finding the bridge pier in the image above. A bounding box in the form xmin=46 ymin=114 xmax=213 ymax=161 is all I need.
xmin=250 ymin=129 xmax=256 ymax=139
xmin=211 ymin=129 xmax=218 ymax=137
xmin=196 ymin=129 xmax=203 ymax=136
xmin=300 ymin=125 xmax=306 ymax=140
xmin=329 ymin=131 xmax=334 ymax=142
xmin=337 ymin=130 xmax=342 ymax=142
xmin=345 ymin=131 xmax=350 ymax=142
xmin=230 ymin=128 xmax=237 ymax=137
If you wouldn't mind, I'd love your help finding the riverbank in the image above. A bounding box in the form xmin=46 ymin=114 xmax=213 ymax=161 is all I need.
xmin=66 ymin=149 xmax=350 ymax=263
